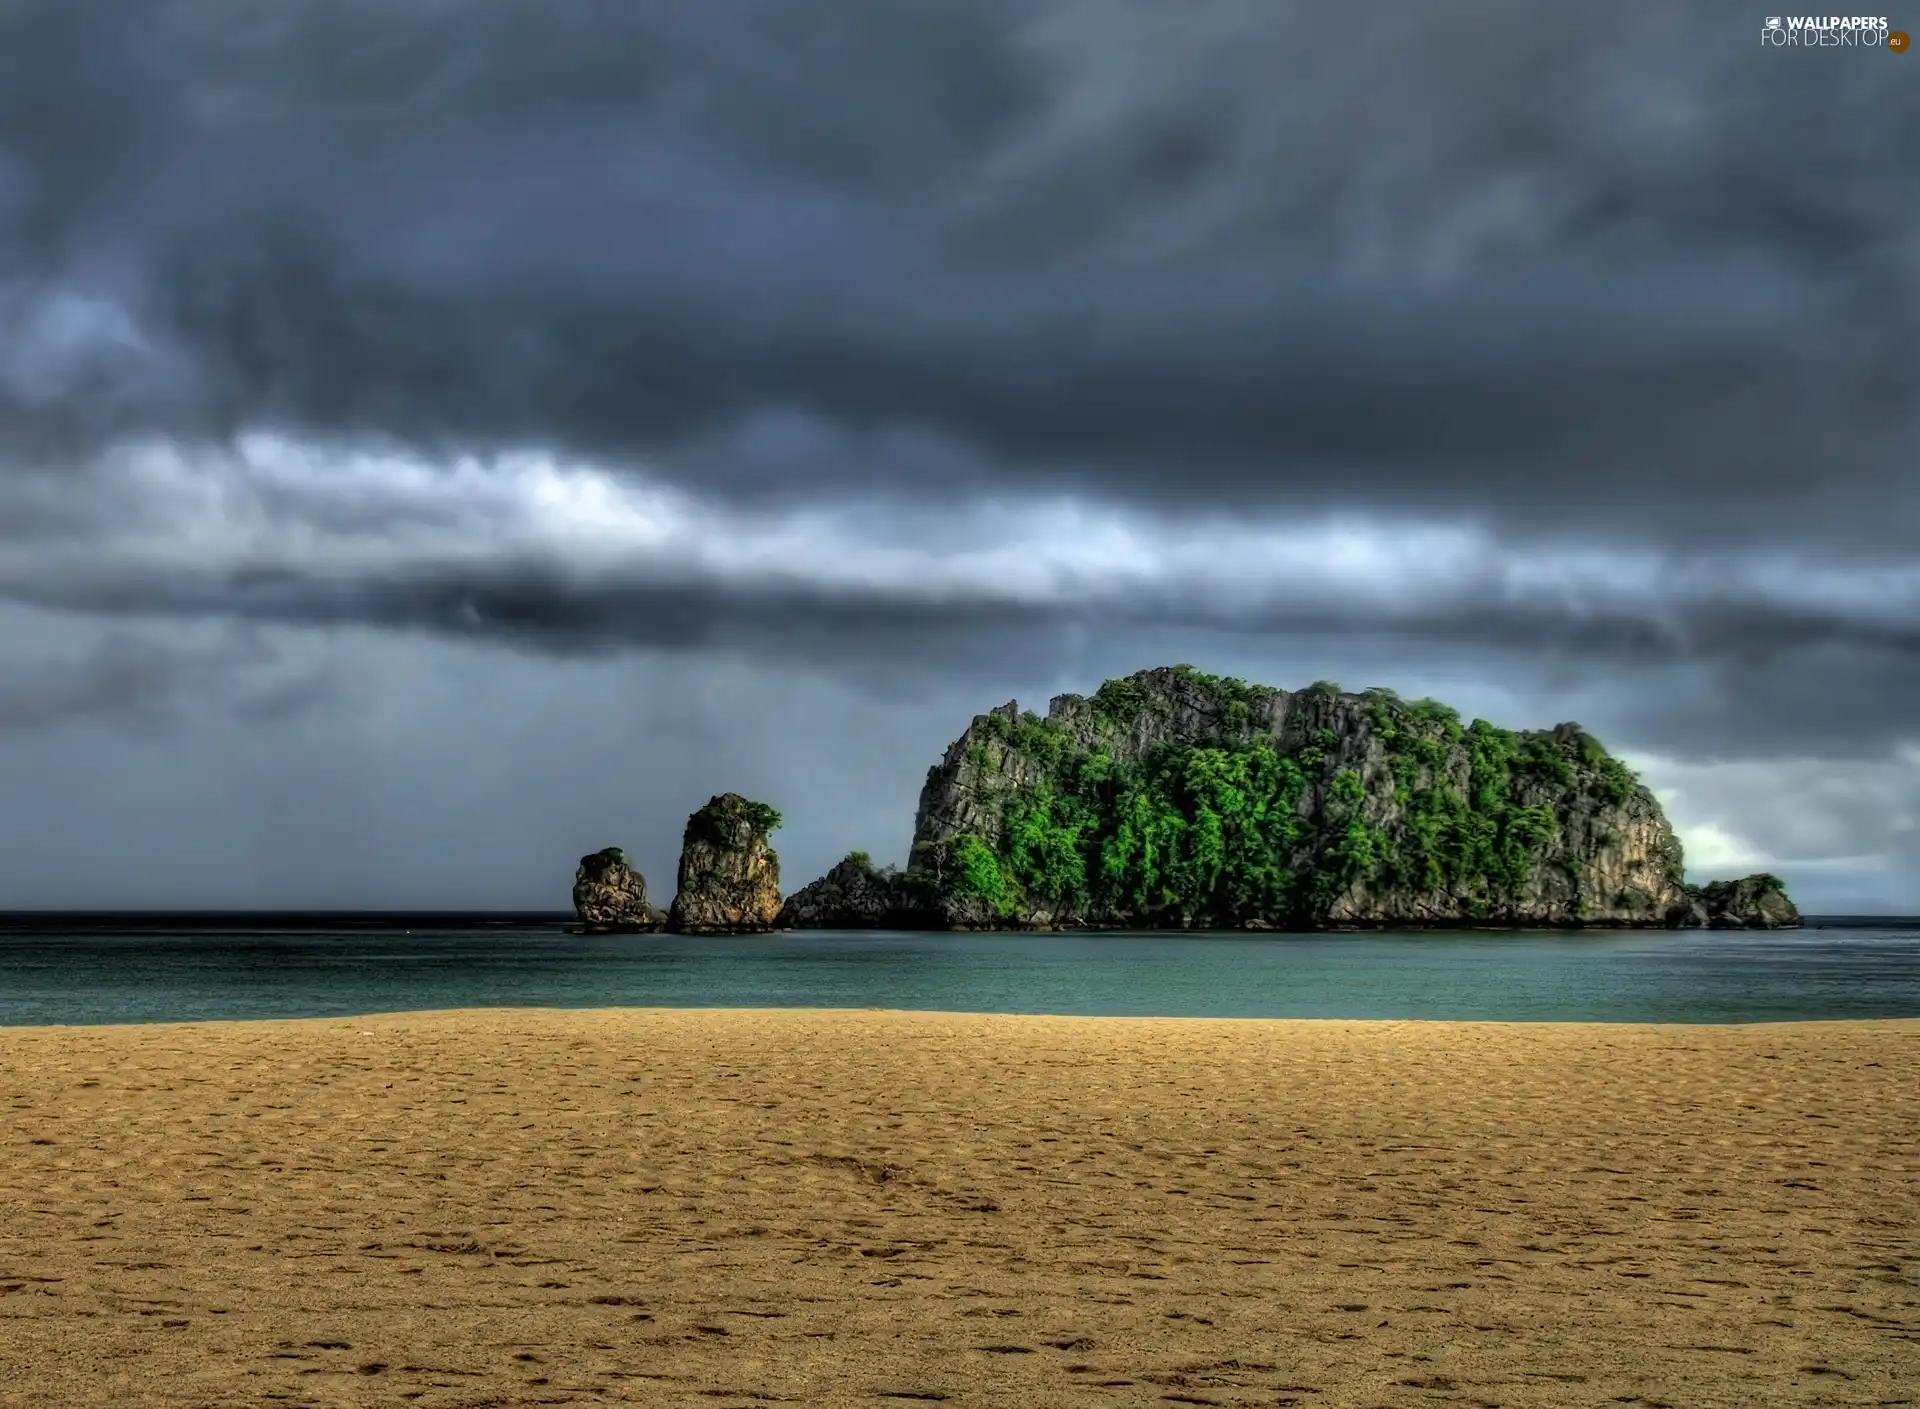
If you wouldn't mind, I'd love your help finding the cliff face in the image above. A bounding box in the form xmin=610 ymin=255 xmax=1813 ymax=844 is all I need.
xmin=573 ymin=848 xmax=664 ymax=932
xmin=668 ymin=794 xmax=784 ymax=934
xmin=887 ymin=666 xmax=1794 ymax=930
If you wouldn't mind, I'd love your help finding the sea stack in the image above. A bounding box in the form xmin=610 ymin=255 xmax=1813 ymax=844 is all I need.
xmin=572 ymin=847 xmax=665 ymax=932
xmin=667 ymin=794 xmax=785 ymax=934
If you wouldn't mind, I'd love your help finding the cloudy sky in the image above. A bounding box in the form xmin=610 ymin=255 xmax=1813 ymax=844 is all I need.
xmin=0 ymin=1 xmax=1914 ymax=913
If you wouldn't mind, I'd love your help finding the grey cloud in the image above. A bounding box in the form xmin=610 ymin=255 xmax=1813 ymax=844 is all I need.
xmin=0 ymin=425 xmax=1913 ymax=759
xmin=1642 ymin=748 xmax=1920 ymax=913
xmin=0 ymin=0 xmax=1913 ymax=909
xmin=0 ymin=1 xmax=1911 ymax=543
xmin=0 ymin=617 xmax=343 ymax=734
xmin=3 ymin=531 xmax=1915 ymax=761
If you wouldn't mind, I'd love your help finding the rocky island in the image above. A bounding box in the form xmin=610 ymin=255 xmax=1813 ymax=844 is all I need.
xmin=580 ymin=667 xmax=1799 ymax=933
xmin=577 ymin=793 xmax=785 ymax=934
xmin=778 ymin=666 xmax=1800 ymax=931
xmin=572 ymin=847 xmax=665 ymax=932
xmin=668 ymin=793 xmax=785 ymax=934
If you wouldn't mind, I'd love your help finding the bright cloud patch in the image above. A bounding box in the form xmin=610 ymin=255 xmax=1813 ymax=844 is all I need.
xmin=3 ymin=435 xmax=1918 ymax=661
xmin=1638 ymin=749 xmax=1920 ymax=910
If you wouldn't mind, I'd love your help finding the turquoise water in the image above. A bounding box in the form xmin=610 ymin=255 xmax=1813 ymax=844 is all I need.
xmin=1 ymin=917 xmax=1917 ymax=1025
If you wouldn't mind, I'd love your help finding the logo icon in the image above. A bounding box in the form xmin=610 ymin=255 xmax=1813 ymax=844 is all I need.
xmin=1890 ymin=27 xmax=1911 ymax=48
xmin=1765 ymin=15 xmax=1782 ymax=26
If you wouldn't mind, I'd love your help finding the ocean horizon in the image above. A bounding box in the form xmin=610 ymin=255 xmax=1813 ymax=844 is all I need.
xmin=2 ymin=913 xmax=1916 ymax=1028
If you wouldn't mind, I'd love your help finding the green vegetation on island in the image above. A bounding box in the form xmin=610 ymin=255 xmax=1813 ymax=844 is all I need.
xmin=787 ymin=665 xmax=1793 ymax=930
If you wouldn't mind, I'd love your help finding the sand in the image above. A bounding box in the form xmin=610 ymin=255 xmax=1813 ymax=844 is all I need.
xmin=1 ymin=1009 xmax=1916 ymax=1408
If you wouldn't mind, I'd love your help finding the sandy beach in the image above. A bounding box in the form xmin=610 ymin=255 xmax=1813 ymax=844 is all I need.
xmin=1 ymin=1009 xmax=1915 ymax=1408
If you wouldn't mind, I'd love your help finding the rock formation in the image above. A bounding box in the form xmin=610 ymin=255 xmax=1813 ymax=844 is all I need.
xmin=667 ymin=794 xmax=785 ymax=934
xmin=572 ymin=847 xmax=665 ymax=932
xmin=783 ymin=665 xmax=1801 ymax=931
xmin=1668 ymin=873 xmax=1801 ymax=930
xmin=775 ymin=853 xmax=919 ymax=929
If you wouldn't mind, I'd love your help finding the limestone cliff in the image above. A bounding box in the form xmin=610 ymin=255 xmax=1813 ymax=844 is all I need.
xmin=667 ymin=794 xmax=785 ymax=934
xmin=572 ymin=848 xmax=665 ymax=932
xmin=790 ymin=665 xmax=1799 ymax=930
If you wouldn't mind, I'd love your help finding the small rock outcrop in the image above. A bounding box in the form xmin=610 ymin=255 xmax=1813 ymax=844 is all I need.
xmin=1667 ymin=873 xmax=1801 ymax=930
xmin=774 ymin=853 xmax=919 ymax=929
xmin=668 ymin=794 xmax=784 ymax=934
xmin=572 ymin=847 xmax=665 ymax=932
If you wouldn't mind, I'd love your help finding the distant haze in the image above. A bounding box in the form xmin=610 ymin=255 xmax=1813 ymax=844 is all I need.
xmin=0 ymin=2 xmax=1914 ymax=912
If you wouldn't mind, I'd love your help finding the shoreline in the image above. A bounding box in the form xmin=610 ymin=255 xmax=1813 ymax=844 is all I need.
xmin=4 ymin=1006 xmax=1915 ymax=1405
xmin=8 ymin=912 xmax=1914 ymax=932
xmin=8 ymin=1004 xmax=1920 ymax=1032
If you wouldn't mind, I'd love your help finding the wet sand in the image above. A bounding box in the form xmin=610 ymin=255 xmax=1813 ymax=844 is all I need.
xmin=1 ymin=1008 xmax=1916 ymax=1407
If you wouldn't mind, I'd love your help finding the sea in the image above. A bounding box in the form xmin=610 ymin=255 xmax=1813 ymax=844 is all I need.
xmin=1 ymin=915 xmax=1917 ymax=1026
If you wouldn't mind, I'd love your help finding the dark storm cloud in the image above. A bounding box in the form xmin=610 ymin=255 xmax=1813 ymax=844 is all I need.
xmin=0 ymin=410 xmax=1912 ymax=762
xmin=0 ymin=0 xmax=1916 ymax=913
xmin=3 ymin=486 xmax=1915 ymax=760
xmin=0 ymin=0 xmax=1912 ymax=540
